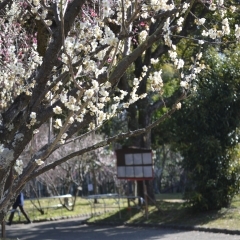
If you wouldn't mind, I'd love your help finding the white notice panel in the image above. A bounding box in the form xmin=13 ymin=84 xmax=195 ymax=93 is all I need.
xmin=125 ymin=166 xmax=134 ymax=177
xmin=133 ymin=153 xmax=142 ymax=164
xmin=142 ymin=153 xmax=152 ymax=164
xmin=125 ymin=154 xmax=134 ymax=165
xmin=143 ymin=166 xmax=152 ymax=177
xmin=134 ymin=166 xmax=143 ymax=178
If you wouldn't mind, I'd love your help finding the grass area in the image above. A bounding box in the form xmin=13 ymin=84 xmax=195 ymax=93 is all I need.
xmin=7 ymin=193 xmax=240 ymax=231
xmin=87 ymin=193 xmax=240 ymax=231
xmin=8 ymin=196 xmax=130 ymax=223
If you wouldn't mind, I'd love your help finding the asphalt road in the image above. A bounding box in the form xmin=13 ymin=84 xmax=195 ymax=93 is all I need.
xmin=4 ymin=217 xmax=240 ymax=240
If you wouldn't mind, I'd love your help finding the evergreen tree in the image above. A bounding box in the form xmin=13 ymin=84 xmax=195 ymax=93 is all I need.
xmin=157 ymin=46 xmax=240 ymax=210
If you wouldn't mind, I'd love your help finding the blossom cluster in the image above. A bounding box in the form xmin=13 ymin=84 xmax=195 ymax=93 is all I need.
xmin=26 ymin=112 xmax=37 ymax=129
xmin=160 ymin=0 xmax=239 ymax=92
xmin=14 ymin=159 xmax=23 ymax=175
xmin=0 ymin=0 xmax=236 ymax=115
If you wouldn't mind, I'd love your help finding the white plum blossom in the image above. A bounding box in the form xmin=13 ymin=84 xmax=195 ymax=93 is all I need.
xmin=195 ymin=18 xmax=206 ymax=26
xmin=169 ymin=50 xmax=177 ymax=60
xmin=45 ymin=20 xmax=52 ymax=26
xmin=97 ymin=103 xmax=105 ymax=109
xmin=35 ymin=159 xmax=44 ymax=166
xmin=150 ymin=58 xmax=159 ymax=65
xmin=177 ymin=17 xmax=184 ymax=26
xmin=177 ymin=59 xmax=184 ymax=69
xmin=176 ymin=102 xmax=181 ymax=110
xmin=68 ymin=117 xmax=74 ymax=124
xmin=180 ymin=81 xmax=189 ymax=89
xmin=14 ymin=159 xmax=23 ymax=175
xmin=60 ymin=93 xmax=68 ymax=104
xmin=163 ymin=17 xmax=170 ymax=32
xmin=33 ymin=129 xmax=39 ymax=134
xmin=148 ymin=70 xmax=163 ymax=92
xmin=97 ymin=111 xmax=106 ymax=123
xmin=182 ymin=3 xmax=190 ymax=11
xmin=54 ymin=119 xmax=62 ymax=129
xmin=76 ymin=114 xmax=84 ymax=123
xmin=30 ymin=112 xmax=36 ymax=119
xmin=29 ymin=112 xmax=37 ymax=127
xmin=123 ymin=103 xmax=130 ymax=108
xmin=59 ymin=132 xmax=68 ymax=144
xmin=235 ymin=25 xmax=240 ymax=40
xmin=142 ymin=65 xmax=148 ymax=72
xmin=208 ymin=29 xmax=217 ymax=39
xmin=91 ymin=80 xmax=99 ymax=91
xmin=139 ymin=30 xmax=148 ymax=43
xmin=230 ymin=6 xmax=236 ymax=13
xmin=84 ymin=89 xmax=95 ymax=100
xmin=217 ymin=0 xmax=224 ymax=6
xmin=101 ymin=0 xmax=114 ymax=18
xmin=62 ymin=133 xmax=68 ymax=139
xmin=88 ymin=122 xmax=95 ymax=131
xmin=197 ymin=52 xmax=202 ymax=60
xmin=32 ymin=0 xmax=40 ymax=6
xmin=65 ymin=96 xmax=78 ymax=111
xmin=53 ymin=106 xmax=62 ymax=114
xmin=164 ymin=34 xmax=172 ymax=47
xmin=202 ymin=30 xmax=209 ymax=37
xmin=209 ymin=4 xmax=216 ymax=11
xmin=222 ymin=18 xmax=230 ymax=35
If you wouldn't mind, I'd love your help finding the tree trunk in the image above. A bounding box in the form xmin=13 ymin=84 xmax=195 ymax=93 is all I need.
xmin=0 ymin=209 xmax=8 ymax=228
xmin=1 ymin=220 xmax=6 ymax=238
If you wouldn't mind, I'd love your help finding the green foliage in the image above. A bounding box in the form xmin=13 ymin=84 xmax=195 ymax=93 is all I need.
xmin=161 ymin=64 xmax=179 ymax=97
xmin=157 ymin=46 xmax=240 ymax=211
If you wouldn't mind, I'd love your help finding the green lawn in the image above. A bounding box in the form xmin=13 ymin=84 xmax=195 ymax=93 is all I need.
xmin=7 ymin=193 xmax=240 ymax=231
xmin=8 ymin=196 xmax=130 ymax=223
xmin=87 ymin=193 xmax=240 ymax=231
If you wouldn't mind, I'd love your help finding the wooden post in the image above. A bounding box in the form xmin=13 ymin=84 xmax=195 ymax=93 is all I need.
xmin=143 ymin=180 xmax=148 ymax=219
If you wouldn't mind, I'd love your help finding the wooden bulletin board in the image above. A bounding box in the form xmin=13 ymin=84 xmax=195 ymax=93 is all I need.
xmin=115 ymin=148 xmax=154 ymax=180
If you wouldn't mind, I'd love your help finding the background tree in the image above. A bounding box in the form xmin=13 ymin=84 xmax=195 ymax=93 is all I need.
xmin=23 ymin=126 xmax=117 ymax=210
xmin=105 ymin=0 xmax=238 ymax=200
xmin=153 ymin=146 xmax=183 ymax=193
xmin=157 ymin=45 xmax=240 ymax=210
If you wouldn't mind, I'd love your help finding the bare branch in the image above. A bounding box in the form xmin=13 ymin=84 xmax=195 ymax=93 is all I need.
xmin=28 ymin=94 xmax=186 ymax=180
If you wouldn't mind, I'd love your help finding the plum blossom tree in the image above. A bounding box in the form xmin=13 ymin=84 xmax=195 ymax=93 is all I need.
xmin=0 ymin=0 xmax=239 ymax=222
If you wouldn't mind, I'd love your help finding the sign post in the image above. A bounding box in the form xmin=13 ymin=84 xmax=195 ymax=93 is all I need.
xmin=143 ymin=180 xmax=149 ymax=219
xmin=115 ymin=148 xmax=154 ymax=218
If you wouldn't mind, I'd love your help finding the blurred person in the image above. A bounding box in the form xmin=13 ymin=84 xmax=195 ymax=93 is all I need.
xmin=7 ymin=192 xmax=31 ymax=225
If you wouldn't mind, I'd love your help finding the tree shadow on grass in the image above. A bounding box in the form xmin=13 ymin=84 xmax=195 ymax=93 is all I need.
xmin=87 ymin=200 xmax=229 ymax=229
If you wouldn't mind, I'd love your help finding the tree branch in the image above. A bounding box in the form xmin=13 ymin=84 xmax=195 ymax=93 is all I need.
xmin=27 ymin=94 xmax=186 ymax=180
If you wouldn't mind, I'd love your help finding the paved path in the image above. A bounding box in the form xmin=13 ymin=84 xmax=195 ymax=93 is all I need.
xmin=5 ymin=217 xmax=240 ymax=240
